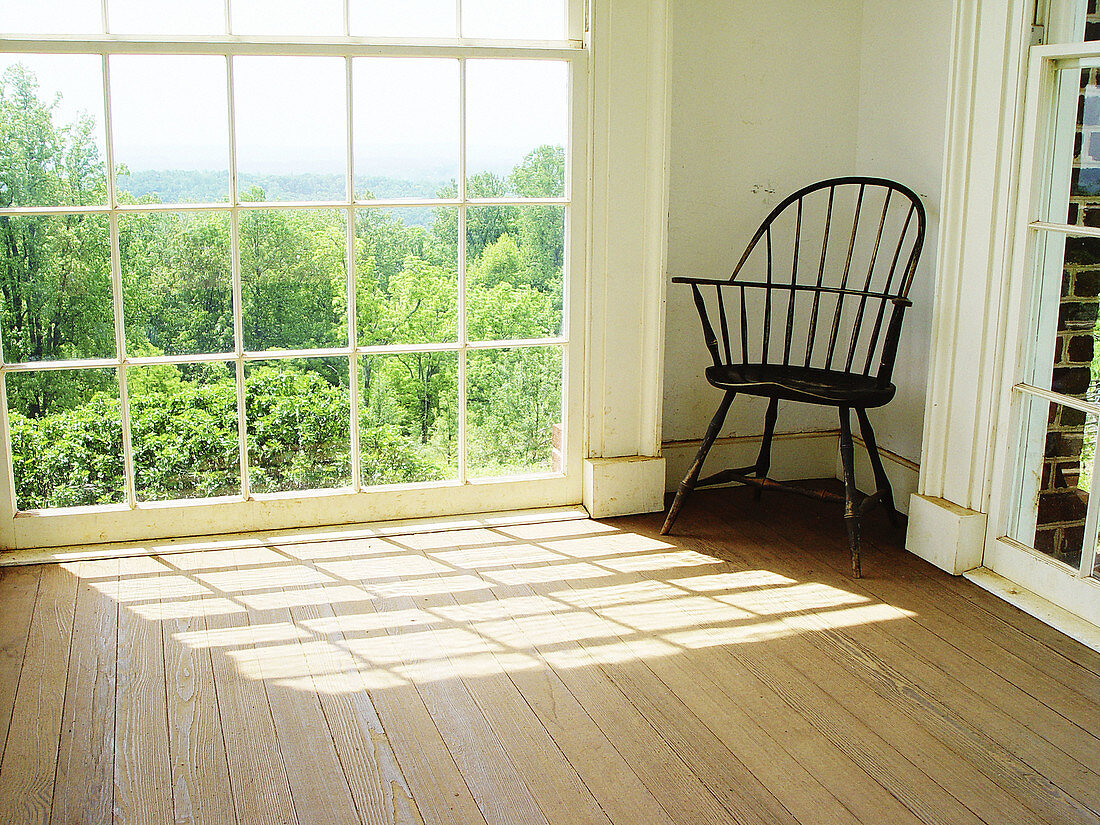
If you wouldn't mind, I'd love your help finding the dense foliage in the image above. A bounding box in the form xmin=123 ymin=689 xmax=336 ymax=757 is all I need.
xmin=1 ymin=64 xmax=565 ymax=508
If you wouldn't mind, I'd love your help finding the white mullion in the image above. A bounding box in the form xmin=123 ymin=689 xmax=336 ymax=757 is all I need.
xmin=0 ymin=196 xmax=571 ymax=218
xmin=1081 ymin=444 xmax=1100 ymax=578
xmin=224 ymin=0 xmax=233 ymax=35
xmin=456 ymin=0 xmax=464 ymax=40
xmin=0 ymin=195 xmax=10 ymax=517
xmin=346 ymin=56 xmax=361 ymax=492
xmin=226 ymin=54 xmax=250 ymax=501
xmin=102 ymin=54 xmax=138 ymax=509
xmin=343 ymin=0 xmax=351 ymax=37
xmin=457 ymin=56 xmax=468 ymax=484
xmin=0 ymin=38 xmax=582 ymax=60
xmin=1012 ymin=383 xmax=1100 ymax=417
xmin=567 ymin=0 xmax=585 ymax=41
xmin=0 ymin=373 xmax=17 ymax=516
xmin=100 ymin=0 xmax=109 ymax=33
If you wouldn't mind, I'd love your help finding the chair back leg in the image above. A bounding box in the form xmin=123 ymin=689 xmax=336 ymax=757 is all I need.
xmin=661 ymin=391 xmax=736 ymax=535
xmin=855 ymin=408 xmax=900 ymax=528
xmin=753 ymin=397 xmax=780 ymax=500
xmin=838 ymin=406 xmax=862 ymax=577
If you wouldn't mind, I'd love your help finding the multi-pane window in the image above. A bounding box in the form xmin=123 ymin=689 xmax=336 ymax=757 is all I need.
xmin=0 ymin=1 xmax=582 ymax=515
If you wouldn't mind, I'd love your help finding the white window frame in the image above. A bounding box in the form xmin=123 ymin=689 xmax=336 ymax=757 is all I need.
xmin=986 ymin=39 xmax=1100 ymax=627
xmin=0 ymin=1 xmax=590 ymax=549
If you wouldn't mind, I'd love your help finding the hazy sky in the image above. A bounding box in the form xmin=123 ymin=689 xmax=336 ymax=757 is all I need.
xmin=1 ymin=0 xmax=567 ymax=41
xmin=1 ymin=1 xmax=570 ymax=178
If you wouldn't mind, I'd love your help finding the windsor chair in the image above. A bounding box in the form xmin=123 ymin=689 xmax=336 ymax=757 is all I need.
xmin=661 ymin=177 xmax=926 ymax=576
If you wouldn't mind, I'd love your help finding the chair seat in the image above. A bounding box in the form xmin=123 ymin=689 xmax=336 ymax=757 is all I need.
xmin=705 ymin=363 xmax=896 ymax=408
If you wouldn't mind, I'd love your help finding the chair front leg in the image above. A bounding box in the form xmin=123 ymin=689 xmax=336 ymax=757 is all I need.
xmin=838 ymin=406 xmax=862 ymax=577
xmin=855 ymin=408 xmax=899 ymax=528
xmin=660 ymin=391 xmax=736 ymax=535
xmin=753 ymin=397 xmax=780 ymax=500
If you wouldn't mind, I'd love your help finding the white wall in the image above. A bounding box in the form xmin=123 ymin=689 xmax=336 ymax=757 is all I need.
xmin=854 ymin=0 xmax=954 ymax=463
xmin=664 ymin=0 xmax=862 ymax=444
xmin=662 ymin=0 xmax=954 ymax=492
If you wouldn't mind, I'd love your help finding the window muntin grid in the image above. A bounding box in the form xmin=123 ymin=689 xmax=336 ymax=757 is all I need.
xmin=0 ymin=4 xmax=583 ymax=515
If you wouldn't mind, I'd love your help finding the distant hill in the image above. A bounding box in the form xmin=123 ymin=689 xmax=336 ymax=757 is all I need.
xmin=116 ymin=169 xmax=449 ymax=227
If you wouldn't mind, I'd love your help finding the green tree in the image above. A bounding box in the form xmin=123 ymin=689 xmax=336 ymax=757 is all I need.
xmin=238 ymin=193 xmax=347 ymax=351
xmin=509 ymin=145 xmax=565 ymax=290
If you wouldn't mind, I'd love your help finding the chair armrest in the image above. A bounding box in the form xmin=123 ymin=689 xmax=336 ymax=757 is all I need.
xmin=670 ymin=276 xmax=731 ymax=285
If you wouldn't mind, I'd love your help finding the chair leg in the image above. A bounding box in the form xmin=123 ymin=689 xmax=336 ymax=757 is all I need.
xmin=753 ymin=397 xmax=779 ymax=500
xmin=855 ymin=408 xmax=900 ymax=528
xmin=661 ymin=391 xmax=736 ymax=535
xmin=838 ymin=406 xmax=862 ymax=577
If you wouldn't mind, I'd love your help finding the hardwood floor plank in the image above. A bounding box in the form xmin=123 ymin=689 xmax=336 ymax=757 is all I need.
xmin=705 ymin=494 xmax=1100 ymax=815
xmin=0 ymin=564 xmax=41 ymax=761
xmin=51 ymin=559 xmax=117 ymax=825
xmin=543 ymin=562 xmax=870 ymax=825
xmin=114 ymin=556 xmax=175 ymax=825
xmin=445 ymin=560 xmax=774 ymax=825
xmin=642 ymin=503 xmax=1095 ymax=825
xmin=234 ymin=547 xmax=363 ymax=825
xmin=315 ymin=557 xmax=489 ymax=825
xmin=426 ymin=529 xmax=841 ymax=825
xmin=0 ymin=563 xmax=79 ymax=825
xmin=370 ymin=591 xmax=549 ymax=825
xmin=201 ymin=549 xmax=299 ymax=825
xmin=1 ymin=499 xmax=1097 ymax=825
xmin=738 ymin=531 xmax=1100 ymax=816
xmin=407 ymin=537 xmax=684 ymax=825
xmin=386 ymin=538 xmax=614 ymax=825
xmin=157 ymin=552 xmax=237 ymax=825
xmin=500 ymin=524 xmax=928 ymax=825
xmin=278 ymin=597 xmax=424 ymax=825
xmin=772 ymin=496 xmax=1100 ymax=703
xmin=541 ymin=527 xmax=990 ymax=825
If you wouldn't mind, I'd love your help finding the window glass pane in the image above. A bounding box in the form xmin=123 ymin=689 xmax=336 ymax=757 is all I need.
xmin=111 ymin=56 xmax=230 ymax=204
xmin=466 ymin=60 xmax=567 ymax=198
xmin=1 ymin=214 xmax=115 ymax=363
xmin=466 ymin=205 xmax=563 ymax=341
xmin=7 ymin=368 xmax=124 ymax=509
xmin=108 ymin=0 xmax=224 ymax=35
xmin=246 ymin=357 xmax=351 ymax=493
xmin=1009 ymin=395 xmax=1092 ymax=572
xmin=129 ymin=361 xmax=240 ymax=501
xmin=120 ymin=211 xmax=233 ymax=357
xmin=349 ymin=0 xmax=457 ymax=38
xmin=355 ymin=207 xmax=457 ymax=345
xmin=234 ymin=57 xmax=347 ymax=201
xmin=462 ymin=0 xmax=566 ymax=40
xmin=231 ymin=0 xmax=343 ymax=36
xmin=1026 ymin=230 xmax=1100 ymax=400
xmin=353 ymin=58 xmax=458 ymax=199
xmin=360 ymin=353 xmax=458 ymax=485
xmin=466 ymin=346 xmax=562 ymax=478
xmin=239 ymin=208 xmax=347 ymax=351
xmin=0 ymin=55 xmax=107 ymax=207
xmin=0 ymin=0 xmax=101 ymax=35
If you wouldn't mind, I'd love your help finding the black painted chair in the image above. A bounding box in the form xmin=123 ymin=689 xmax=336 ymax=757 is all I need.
xmin=661 ymin=177 xmax=926 ymax=576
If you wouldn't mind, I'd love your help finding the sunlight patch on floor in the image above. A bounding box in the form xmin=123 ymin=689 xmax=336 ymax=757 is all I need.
xmin=76 ymin=518 xmax=914 ymax=693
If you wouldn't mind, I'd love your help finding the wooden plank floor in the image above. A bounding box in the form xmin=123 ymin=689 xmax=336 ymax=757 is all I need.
xmin=1 ymin=486 xmax=1098 ymax=825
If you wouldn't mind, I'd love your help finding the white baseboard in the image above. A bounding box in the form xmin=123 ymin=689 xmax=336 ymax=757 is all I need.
xmin=906 ymin=494 xmax=986 ymax=574
xmin=583 ymin=456 xmax=667 ymax=518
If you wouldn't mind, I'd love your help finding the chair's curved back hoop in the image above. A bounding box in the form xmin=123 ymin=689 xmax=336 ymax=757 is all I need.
xmin=687 ymin=177 xmax=926 ymax=384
